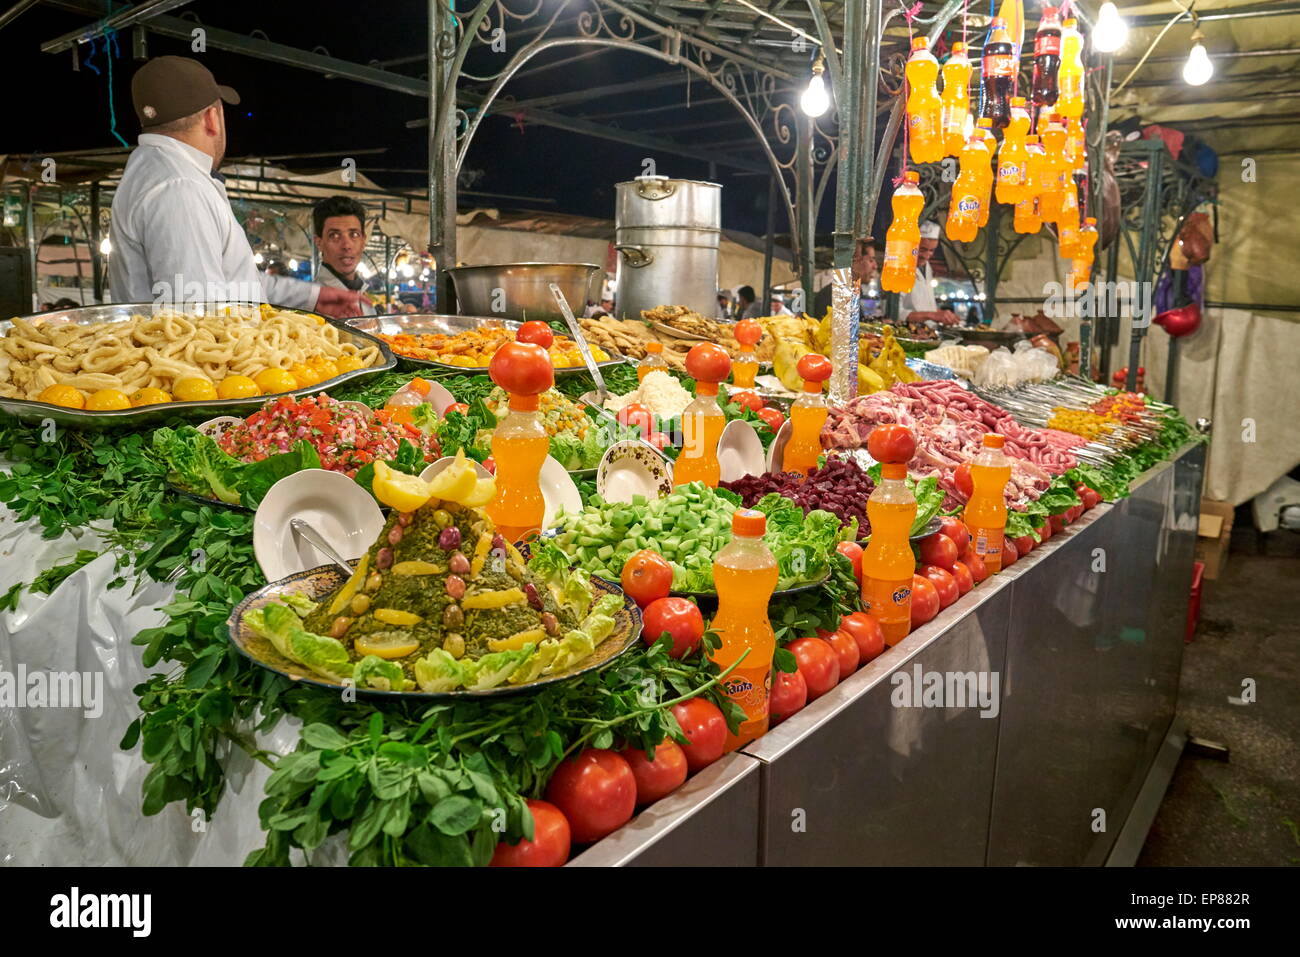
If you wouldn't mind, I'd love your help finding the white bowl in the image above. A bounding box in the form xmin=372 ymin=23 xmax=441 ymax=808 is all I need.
xmin=597 ymin=440 xmax=673 ymax=505
xmin=196 ymin=415 xmax=243 ymax=440
xmin=765 ymin=419 xmax=792 ymax=473
xmin=423 ymin=379 xmax=456 ymax=416
xmin=718 ymin=419 xmax=765 ymax=482
xmin=540 ymin=455 xmax=582 ymax=527
xmin=253 ymin=469 xmax=385 ymax=581
xmin=419 ymin=456 xmax=493 ymax=483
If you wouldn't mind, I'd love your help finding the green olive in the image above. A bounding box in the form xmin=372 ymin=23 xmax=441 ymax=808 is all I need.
xmin=432 ymin=509 xmax=453 ymax=528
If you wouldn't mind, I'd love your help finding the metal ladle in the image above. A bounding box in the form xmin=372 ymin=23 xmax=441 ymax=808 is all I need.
xmin=548 ymin=281 xmax=609 ymax=409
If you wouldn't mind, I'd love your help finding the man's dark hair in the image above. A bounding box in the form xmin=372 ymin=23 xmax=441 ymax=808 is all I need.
xmin=737 ymin=285 xmax=756 ymax=302
xmin=313 ymin=196 xmax=368 ymax=238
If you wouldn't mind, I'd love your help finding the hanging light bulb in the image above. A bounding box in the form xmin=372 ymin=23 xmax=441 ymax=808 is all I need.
xmin=288 ymin=258 xmax=299 ymax=271
xmin=800 ymin=55 xmax=830 ymax=117
xmin=1183 ymin=32 xmax=1213 ymax=86
xmin=357 ymin=262 xmax=374 ymax=279
xmin=1093 ymin=3 xmax=1128 ymax=53
xmin=98 ymin=237 xmax=112 ymax=256
xmin=253 ymin=251 xmax=265 ymax=265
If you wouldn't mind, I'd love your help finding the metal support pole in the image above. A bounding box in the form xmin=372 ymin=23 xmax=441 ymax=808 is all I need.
xmin=24 ymin=186 xmax=37 ymax=312
xmin=1081 ymin=54 xmax=1113 ymax=380
xmin=763 ymin=176 xmax=776 ymax=307
xmin=1100 ymin=234 xmax=1120 ymax=381
xmin=429 ymin=0 xmax=458 ymax=312
xmin=833 ymin=0 xmax=866 ymax=271
xmin=984 ymin=202 xmax=1000 ymax=321
xmin=1127 ymin=145 xmax=1164 ymax=393
xmin=857 ymin=0 xmax=882 ymax=242
xmin=795 ymin=111 xmax=816 ymax=303
xmin=90 ymin=182 xmax=104 ymax=303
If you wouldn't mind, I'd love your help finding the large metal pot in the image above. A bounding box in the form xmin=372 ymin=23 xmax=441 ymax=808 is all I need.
xmin=614 ymin=177 xmax=720 ymax=321
xmin=447 ymin=262 xmax=601 ymax=321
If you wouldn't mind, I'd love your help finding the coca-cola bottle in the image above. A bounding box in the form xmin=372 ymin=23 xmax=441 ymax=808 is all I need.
xmin=1032 ymin=7 xmax=1063 ymax=110
xmin=979 ymin=17 xmax=1016 ymax=131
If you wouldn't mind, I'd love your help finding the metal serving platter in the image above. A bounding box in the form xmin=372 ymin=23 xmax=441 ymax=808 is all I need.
xmin=0 ymin=302 xmax=395 ymax=430
xmin=226 ymin=554 xmax=643 ymax=700
xmin=345 ymin=313 xmax=627 ymax=376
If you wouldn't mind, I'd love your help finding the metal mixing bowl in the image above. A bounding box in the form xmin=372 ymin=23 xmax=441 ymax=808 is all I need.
xmin=447 ymin=262 xmax=601 ymax=322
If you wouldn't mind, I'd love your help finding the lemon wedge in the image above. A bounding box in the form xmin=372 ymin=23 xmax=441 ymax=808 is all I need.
xmin=426 ymin=449 xmax=479 ymax=503
xmin=460 ymin=476 xmax=497 ymax=508
xmin=372 ymin=460 xmax=432 ymax=512
xmin=354 ymin=632 xmax=421 ymax=660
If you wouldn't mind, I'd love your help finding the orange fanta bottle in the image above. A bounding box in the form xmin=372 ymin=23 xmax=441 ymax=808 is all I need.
xmin=486 ymin=341 xmax=555 ymax=542
xmin=1038 ymin=115 xmax=1068 ymax=223
xmin=674 ymin=342 xmax=730 ymax=487
xmin=712 ymin=509 xmax=779 ymax=750
xmin=963 ymin=434 xmax=1012 ymax=572
xmin=1057 ymin=18 xmax=1085 ymax=119
xmin=1014 ymin=135 xmax=1045 ymax=234
xmin=783 ymin=352 xmax=832 ymax=475
xmin=731 ymin=318 xmax=763 ymax=388
xmin=946 ymin=130 xmax=989 ymax=243
xmin=906 ymin=37 xmax=943 ymax=164
xmin=863 ymin=462 xmax=918 ymax=646
xmin=941 ymin=42 xmax=973 ymax=157
xmin=881 ymin=171 xmax=924 ymax=293
xmin=637 ymin=341 xmax=668 ymax=382
xmin=996 ymin=97 xmax=1031 ymax=204
xmin=975 ymin=119 xmax=997 ymax=227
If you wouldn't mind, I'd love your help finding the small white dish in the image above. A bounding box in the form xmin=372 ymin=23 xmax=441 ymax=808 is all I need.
xmin=765 ymin=419 xmax=792 ymax=473
xmin=419 ymin=455 xmax=494 ymax=483
xmin=254 ymin=469 xmax=385 ymax=581
xmin=718 ymin=419 xmax=765 ymax=482
xmin=338 ymin=401 xmax=373 ymax=416
xmin=197 ymin=415 xmax=243 ymax=440
xmin=540 ymin=455 xmax=582 ymax=527
xmin=597 ymin=440 xmax=673 ymax=505
xmin=423 ymin=379 xmax=456 ymax=416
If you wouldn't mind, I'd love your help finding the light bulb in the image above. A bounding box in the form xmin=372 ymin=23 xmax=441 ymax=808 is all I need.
xmin=253 ymin=252 xmax=264 ymax=265
xmin=1183 ymin=41 xmax=1213 ymax=85
xmin=288 ymin=258 xmax=299 ymax=270
xmin=357 ymin=262 xmax=373 ymax=279
xmin=399 ymin=263 xmax=415 ymax=278
xmin=800 ymin=72 xmax=830 ymax=117
xmin=98 ymin=237 xmax=112 ymax=255
xmin=1093 ymin=3 xmax=1128 ymax=53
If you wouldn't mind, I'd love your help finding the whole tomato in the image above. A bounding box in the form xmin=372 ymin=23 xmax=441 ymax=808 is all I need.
xmin=951 ymin=560 xmax=974 ymax=595
xmin=488 ymin=340 xmax=553 ymax=396
xmin=1037 ymin=518 xmax=1053 ymax=542
xmin=866 ymin=424 xmax=917 ymax=465
xmin=734 ymin=318 xmax=763 ymax=347
xmin=445 ymin=402 xmax=470 ymax=416
xmin=644 ymin=430 xmax=671 ymax=451
xmin=490 ymin=799 xmax=571 ymax=867
xmin=839 ymin=612 xmax=885 ymax=663
xmin=1013 ymin=534 xmax=1035 ymax=557
xmin=821 ymin=629 xmax=860 ymax=678
xmin=616 ymin=403 xmax=654 ymax=436
xmin=769 ymin=668 xmax=807 ymax=724
xmin=482 ymin=455 xmax=496 ymax=474
xmin=619 ymin=740 xmax=688 ymax=806
xmin=756 ymin=407 xmax=785 ymax=434
xmin=622 ymin=549 xmax=673 ymax=608
xmin=938 ymin=516 xmax=971 ymax=558
xmin=641 ymin=597 xmax=704 ymax=659
xmin=1077 ymin=485 xmax=1102 ymax=510
xmin=669 ymin=698 xmax=727 ymax=773
xmin=516 ymin=320 xmax=555 ymax=350
xmin=1049 ymin=513 xmax=1068 ymax=535
xmin=918 ymin=532 xmax=958 ymax=571
xmin=731 ymin=391 xmax=765 ymax=413
xmin=835 ymin=541 xmax=864 ymax=584
xmin=954 ymin=463 xmax=975 ymax=500
xmin=965 ymin=549 xmax=988 ymax=583
xmin=685 ymin=342 xmax=731 ymax=382
xmin=543 ymin=749 xmax=636 ymax=844
xmin=921 ymin=564 xmax=959 ymax=609
xmin=788 ymin=636 xmax=840 ymax=700
xmin=1001 ymin=536 xmax=1019 ymax=568
xmin=910 ymin=574 xmax=940 ymax=627
xmin=796 ymin=353 xmax=833 ymax=383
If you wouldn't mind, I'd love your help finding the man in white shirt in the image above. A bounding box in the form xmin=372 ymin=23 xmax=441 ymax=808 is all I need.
xmin=312 ymin=196 xmax=375 ymax=316
xmin=109 ymin=56 xmax=368 ymax=317
xmin=899 ymin=221 xmax=958 ymax=326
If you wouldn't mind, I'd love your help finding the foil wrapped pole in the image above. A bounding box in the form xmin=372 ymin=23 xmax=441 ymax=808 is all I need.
xmin=828 ymin=266 xmax=860 ymax=406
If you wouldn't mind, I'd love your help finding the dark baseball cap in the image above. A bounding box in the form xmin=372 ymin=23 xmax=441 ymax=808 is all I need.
xmin=131 ymin=55 xmax=240 ymax=129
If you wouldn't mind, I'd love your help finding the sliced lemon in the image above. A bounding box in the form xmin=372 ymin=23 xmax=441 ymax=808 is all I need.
xmin=372 ymin=460 xmax=432 ymax=512
xmin=426 ymin=450 xmax=478 ymax=503
xmin=459 ymin=476 xmax=497 ymax=508
xmin=353 ymin=632 xmax=420 ymax=660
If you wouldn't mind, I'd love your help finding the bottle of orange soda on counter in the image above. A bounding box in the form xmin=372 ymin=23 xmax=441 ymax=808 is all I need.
xmin=881 ymin=171 xmax=924 ymax=293
xmin=711 ymin=509 xmax=779 ymax=750
xmin=731 ymin=318 xmax=763 ymax=388
xmin=863 ymin=461 xmax=918 ymax=646
xmin=963 ymin=433 xmax=1012 ymax=572
xmin=782 ymin=352 xmax=832 ymax=476
xmin=486 ymin=340 xmax=554 ymax=542
xmin=637 ymin=341 xmax=668 ymax=382
xmin=673 ymin=342 xmax=730 ymax=488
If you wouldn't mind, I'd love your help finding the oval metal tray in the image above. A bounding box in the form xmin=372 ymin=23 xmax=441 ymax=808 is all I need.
xmin=345 ymin=313 xmax=627 ymax=376
xmin=0 ymin=303 xmax=395 ymax=430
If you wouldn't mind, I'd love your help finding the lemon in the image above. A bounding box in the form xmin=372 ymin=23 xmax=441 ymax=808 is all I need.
xmin=372 ymin=460 xmax=432 ymax=512
xmin=37 ymin=384 xmax=86 ymax=409
xmin=426 ymin=452 xmax=478 ymax=504
xmin=129 ymin=387 xmax=173 ymax=408
xmin=85 ymin=388 xmax=132 ymax=411
xmin=308 ymin=356 xmax=340 ymax=381
xmin=335 ymin=355 xmax=364 ymax=374
xmin=353 ymin=632 xmax=421 ymax=660
xmin=173 ymin=377 xmax=218 ymax=402
xmin=288 ymin=363 xmax=320 ymax=388
xmin=253 ymin=367 xmax=299 ymax=395
xmin=460 ymin=476 xmax=497 ymax=508
xmin=217 ymin=375 xmax=261 ymax=400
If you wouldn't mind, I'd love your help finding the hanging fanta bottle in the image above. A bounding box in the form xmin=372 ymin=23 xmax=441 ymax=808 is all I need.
xmin=906 ymin=38 xmax=943 ymax=163
xmin=1065 ymin=115 xmax=1087 ymax=171
xmin=975 ymin=119 xmax=997 ymax=227
xmin=1057 ymin=18 xmax=1085 ymax=119
xmin=946 ymin=132 xmax=986 ymax=243
xmin=863 ymin=460 xmax=917 ymax=646
xmin=637 ymin=341 xmax=668 ymax=382
xmin=1057 ymin=172 xmax=1082 ymax=257
xmin=962 ymin=433 xmax=1012 ymax=573
xmin=941 ymin=42 xmax=973 ymax=158
xmin=782 ymin=352 xmax=832 ymax=475
xmin=486 ymin=340 xmax=554 ymax=542
xmin=1014 ymin=134 xmax=1045 ymax=235
xmin=731 ymin=318 xmax=763 ymax=388
xmin=674 ymin=342 xmax=730 ymax=487
xmin=711 ymin=509 xmax=779 ymax=750
xmin=1068 ymin=216 xmax=1099 ymax=289
xmin=881 ymin=170 xmax=924 ymax=293
xmin=996 ymin=97 xmax=1032 ymax=204
xmin=1038 ymin=116 xmax=1067 ymax=223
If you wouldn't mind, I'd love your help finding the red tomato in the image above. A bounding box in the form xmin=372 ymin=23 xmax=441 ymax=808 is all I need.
xmin=516 ymin=320 xmax=555 ymax=350
xmin=619 ymin=740 xmax=688 ymax=806
xmin=644 ymin=430 xmax=671 ymax=451
xmin=488 ymin=340 xmax=553 ymax=396
xmin=1067 ymin=505 xmax=1084 ymax=523
xmin=490 ymin=799 xmax=571 ymax=867
xmin=769 ymin=668 xmax=807 ymax=723
xmin=918 ymin=532 xmax=958 ymax=571
xmin=796 ymin=353 xmax=833 ymax=383
xmin=835 ymin=541 xmax=864 ymax=583
xmin=669 ymin=698 xmax=727 ymax=773
xmin=1037 ymin=518 xmax=1053 ymax=542
xmin=734 ymin=318 xmax=763 ymax=346
xmin=616 ymin=403 xmax=654 ymax=436
xmin=641 ymin=597 xmax=704 ymax=659
xmin=1077 ymin=485 xmax=1102 ymax=510
xmin=951 ymin=560 xmax=974 ymax=595
xmin=445 ymin=402 xmax=470 ymax=416
xmin=1013 ymin=534 xmax=1035 ymax=557
xmin=839 ymin=612 xmax=885 ymax=663
xmin=756 ymin=407 xmax=785 ymax=434
xmin=921 ymin=564 xmax=959 ymax=608
xmin=954 ymin=463 xmax=974 ymax=499
xmin=822 ymin=629 xmax=860 ymax=678
xmin=684 ymin=342 xmax=731 ymax=382
xmin=965 ymin=550 xmax=988 ymax=583
xmin=1001 ymin=536 xmax=1019 ymax=568
xmin=731 ymin=391 xmax=765 ymax=413
xmin=482 ymin=455 xmax=496 ymax=474
xmin=866 ymin=424 xmax=917 ymax=465
xmin=543 ymin=749 xmax=636 ymax=844
xmin=788 ymin=636 xmax=840 ymax=700
xmin=938 ymin=516 xmax=971 ymax=558
xmin=910 ymin=574 xmax=940 ymax=627
xmin=1049 ymin=513 xmax=1068 ymax=535
xmin=621 ymin=550 xmax=673 ymax=608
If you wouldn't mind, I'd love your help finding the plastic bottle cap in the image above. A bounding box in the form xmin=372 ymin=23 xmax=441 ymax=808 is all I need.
xmin=983 ymin=433 xmax=1006 ymax=449
xmin=880 ymin=463 xmax=908 ymax=480
xmin=508 ymin=393 xmax=540 ymax=412
xmin=978 ymin=117 xmax=993 ymax=128
xmin=695 ymin=381 xmax=719 ymax=396
xmin=1085 ymin=217 xmax=1097 ymax=225
xmin=905 ymin=170 xmax=919 ymax=184
xmin=992 ymin=17 xmax=1005 ymax=28
xmin=1012 ymin=96 xmax=1026 ymax=107
xmin=1043 ymin=5 xmax=1058 ymax=16
xmin=645 ymin=342 xmax=663 ymax=354
xmin=1027 ymin=135 xmax=1039 ymax=143
xmin=912 ymin=37 xmax=928 ymax=51
xmin=1064 ymin=17 xmax=1077 ymax=27
xmin=952 ymin=42 xmax=965 ymax=54
xmin=732 ymin=509 xmax=766 ymax=536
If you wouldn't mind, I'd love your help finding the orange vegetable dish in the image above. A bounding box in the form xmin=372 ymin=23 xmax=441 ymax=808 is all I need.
xmin=380 ymin=326 xmax=611 ymax=369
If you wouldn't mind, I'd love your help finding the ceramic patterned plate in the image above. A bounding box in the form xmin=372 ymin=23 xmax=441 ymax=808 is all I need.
xmin=225 ymin=556 xmax=643 ymax=700
xmin=596 ymin=440 xmax=673 ymax=504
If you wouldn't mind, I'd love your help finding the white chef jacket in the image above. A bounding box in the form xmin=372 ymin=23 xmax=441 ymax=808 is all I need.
xmin=899 ymin=261 xmax=937 ymax=314
xmin=109 ymin=134 xmax=319 ymax=309
xmin=315 ymin=263 xmax=376 ymax=316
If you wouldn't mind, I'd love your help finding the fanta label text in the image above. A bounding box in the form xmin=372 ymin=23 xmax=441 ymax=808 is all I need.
xmin=892 ymin=585 xmax=912 ymax=604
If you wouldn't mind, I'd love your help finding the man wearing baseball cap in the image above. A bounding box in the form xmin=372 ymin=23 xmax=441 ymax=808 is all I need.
xmin=900 ymin=221 xmax=959 ymax=327
xmin=109 ymin=56 xmax=369 ymax=317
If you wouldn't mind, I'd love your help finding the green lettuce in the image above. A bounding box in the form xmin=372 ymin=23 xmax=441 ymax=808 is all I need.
xmin=287 ymin=628 xmax=353 ymax=681
xmin=153 ymin=426 xmax=244 ymax=505
xmin=243 ymin=602 xmax=302 ymax=662
xmin=462 ymin=647 xmax=533 ymax=690
xmin=353 ymin=655 xmax=414 ymax=692
xmin=238 ymin=440 xmax=322 ymax=507
xmin=414 ymin=649 xmax=464 ymax=693
xmin=509 ymin=640 xmax=562 ymax=685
